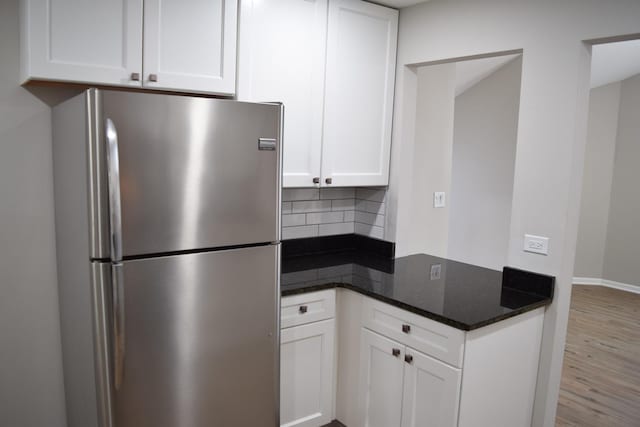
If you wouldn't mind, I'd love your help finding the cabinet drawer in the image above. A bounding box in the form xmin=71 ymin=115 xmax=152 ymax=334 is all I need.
xmin=361 ymin=297 xmax=465 ymax=368
xmin=281 ymin=289 xmax=336 ymax=329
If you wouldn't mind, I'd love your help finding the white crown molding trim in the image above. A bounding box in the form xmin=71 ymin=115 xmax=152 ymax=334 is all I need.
xmin=573 ymin=277 xmax=640 ymax=294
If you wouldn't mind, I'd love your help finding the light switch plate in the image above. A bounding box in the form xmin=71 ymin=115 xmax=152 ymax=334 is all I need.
xmin=430 ymin=264 xmax=442 ymax=280
xmin=524 ymin=234 xmax=549 ymax=255
xmin=434 ymin=192 xmax=446 ymax=208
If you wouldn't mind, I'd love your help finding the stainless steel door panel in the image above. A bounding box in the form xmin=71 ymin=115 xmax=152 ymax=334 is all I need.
xmin=101 ymin=91 xmax=281 ymax=257
xmin=114 ymin=245 xmax=279 ymax=427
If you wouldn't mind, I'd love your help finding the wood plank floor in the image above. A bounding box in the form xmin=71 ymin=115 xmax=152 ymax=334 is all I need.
xmin=556 ymin=285 xmax=640 ymax=427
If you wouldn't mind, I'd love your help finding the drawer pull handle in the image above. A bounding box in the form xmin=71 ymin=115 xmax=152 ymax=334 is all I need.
xmin=313 ymin=177 xmax=320 ymax=184
xmin=392 ymin=348 xmax=401 ymax=357
xmin=299 ymin=305 xmax=308 ymax=314
xmin=405 ymin=354 xmax=414 ymax=364
xmin=402 ymin=324 xmax=411 ymax=334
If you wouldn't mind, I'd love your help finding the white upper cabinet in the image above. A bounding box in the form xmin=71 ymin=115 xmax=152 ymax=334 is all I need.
xmin=143 ymin=0 xmax=237 ymax=94
xmin=21 ymin=0 xmax=143 ymax=87
xmin=322 ymin=0 xmax=398 ymax=187
xmin=238 ymin=0 xmax=327 ymax=188
xmin=238 ymin=0 xmax=398 ymax=188
xmin=21 ymin=0 xmax=237 ymax=95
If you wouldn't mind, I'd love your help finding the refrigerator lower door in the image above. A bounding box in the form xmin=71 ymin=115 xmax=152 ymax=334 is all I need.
xmin=113 ymin=245 xmax=279 ymax=427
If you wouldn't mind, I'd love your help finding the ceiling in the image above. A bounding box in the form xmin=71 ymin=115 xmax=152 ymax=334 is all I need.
xmin=591 ymin=39 xmax=640 ymax=88
xmin=372 ymin=0 xmax=430 ymax=8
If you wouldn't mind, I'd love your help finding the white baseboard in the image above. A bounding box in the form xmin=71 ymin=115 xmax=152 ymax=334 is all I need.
xmin=573 ymin=277 xmax=640 ymax=294
xmin=572 ymin=277 xmax=603 ymax=286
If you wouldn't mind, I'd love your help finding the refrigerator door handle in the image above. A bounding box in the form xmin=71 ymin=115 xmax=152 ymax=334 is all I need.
xmin=112 ymin=262 xmax=125 ymax=391
xmin=105 ymin=118 xmax=123 ymax=263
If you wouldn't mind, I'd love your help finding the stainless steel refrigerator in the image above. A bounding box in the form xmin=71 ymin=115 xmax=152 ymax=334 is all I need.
xmin=52 ymin=89 xmax=282 ymax=427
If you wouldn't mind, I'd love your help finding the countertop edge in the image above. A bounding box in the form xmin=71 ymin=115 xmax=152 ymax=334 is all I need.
xmin=281 ymin=282 xmax=552 ymax=331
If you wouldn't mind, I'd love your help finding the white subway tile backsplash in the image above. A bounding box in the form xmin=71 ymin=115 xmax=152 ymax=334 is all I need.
xmin=282 ymin=187 xmax=388 ymax=240
xmin=282 ymin=224 xmax=319 ymax=239
xmin=283 ymin=188 xmax=319 ymax=202
xmin=282 ymin=213 xmax=306 ymax=227
xmin=307 ymin=211 xmax=344 ymax=225
xmin=292 ymin=200 xmax=332 ymax=213
xmin=320 ymin=188 xmax=355 ymax=200
xmin=344 ymin=210 xmax=355 ymax=222
xmin=319 ymin=222 xmax=355 ymax=236
xmin=355 ymin=222 xmax=384 ymax=240
xmin=355 ymin=211 xmax=385 ymax=227
xmin=356 ymin=188 xmax=387 ymax=203
xmin=357 ymin=200 xmax=386 ymax=215
xmin=331 ymin=199 xmax=356 ymax=211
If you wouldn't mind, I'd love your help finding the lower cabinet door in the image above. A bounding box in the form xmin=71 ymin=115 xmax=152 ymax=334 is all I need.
xmin=281 ymin=319 xmax=335 ymax=427
xmin=357 ymin=329 xmax=405 ymax=427
xmin=400 ymin=348 xmax=462 ymax=427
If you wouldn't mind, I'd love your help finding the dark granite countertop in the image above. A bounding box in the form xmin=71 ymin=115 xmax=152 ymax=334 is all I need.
xmin=281 ymin=236 xmax=554 ymax=331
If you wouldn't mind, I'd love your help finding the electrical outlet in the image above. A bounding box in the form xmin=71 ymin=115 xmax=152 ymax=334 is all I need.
xmin=524 ymin=234 xmax=549 ymax=255
xmin=434 ymin=192 xmax=446 ymax=208
xmin=430 ymin=264 xmax=441 ymax=280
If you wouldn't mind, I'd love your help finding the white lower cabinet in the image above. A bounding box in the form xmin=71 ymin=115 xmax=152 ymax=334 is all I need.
xmin=284 ymin=290 xmax=545 ymax=427
xmin=357 ymin=328 xmax=461 ymax=427
xmin=358 ymin=329 xmax=406 ymax=427
xmin=280 ymin=291 xmax=336 ymax=427
xmin=400 ymin=348 xmax=461 ymax=427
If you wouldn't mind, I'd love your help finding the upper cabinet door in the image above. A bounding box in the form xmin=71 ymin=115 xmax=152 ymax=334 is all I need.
xmin=322 ymin=0 xmax=398 ymax=187
xmin=237 ymin=0 xmax=327 ymax=188
xmin=21 ymin=0 xmax=143 ymax=86
xmin=142 ymin=0 xmax=237 ymax=95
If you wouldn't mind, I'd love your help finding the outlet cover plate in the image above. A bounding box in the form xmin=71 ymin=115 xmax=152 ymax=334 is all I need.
xmin=434 ymin=192 xmax=446 ymax=208
xmin=524 ymin=234 xmax=549 ymax=255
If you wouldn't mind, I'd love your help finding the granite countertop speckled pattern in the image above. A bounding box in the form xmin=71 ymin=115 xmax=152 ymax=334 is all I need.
xmin=281 ymin=249 xmax=554 ymax=331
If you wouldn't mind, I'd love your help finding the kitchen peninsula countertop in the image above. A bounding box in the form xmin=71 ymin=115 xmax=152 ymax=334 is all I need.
xmin=281 ymin=235 xmax=554 ymax=331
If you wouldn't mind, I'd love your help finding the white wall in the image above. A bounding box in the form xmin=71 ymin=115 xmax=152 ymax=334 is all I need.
xmin=574 ymin=82 xmax=621 ymax=279
xmin=448 ymin=57 xmax=521 ymax=271
xmin=386 ymin=1 xmax=640 ymax=426
xmin=402 ymin=63 xmax=456 ymax=256
xmin=602 ymin=73 xmax=640 ymax=287
xmin=0 ymin=1 xmax=67 ymax=426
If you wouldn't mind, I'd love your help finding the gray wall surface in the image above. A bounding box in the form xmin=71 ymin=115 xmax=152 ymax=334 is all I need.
xmin=603 ymin=74 xmax=640 ymax=287
xmin=573 ymin=82 xmax=621 ymax=279
xmin=447 ymin=57 xmax=522 ymax=271
xmin=404 ymin=63 xmax=456 ymax=257
xmin=0 ymin=1 xmax=67 ymax=426
xmin=387 ymin=2 xmax=640 ymax=426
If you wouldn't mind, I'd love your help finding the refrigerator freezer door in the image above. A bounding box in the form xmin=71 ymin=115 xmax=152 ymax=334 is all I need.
xmin=114 ymin=245 xmax=279 ymax=427
xmin=100 ymin=91 xmax=281 ymax=258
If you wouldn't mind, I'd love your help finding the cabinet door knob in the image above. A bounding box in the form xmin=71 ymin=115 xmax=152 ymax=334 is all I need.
xmin=392 ymin=348 xmax=401 ymax=357
xmin=313 ymin=177 xmax=320 ymax=184
xmin=405 ymin=354 xmax=414 ymax=364
xmin=130 ymin=72 xmax=140 ymax=81
xmin=325 ymin=177 xmax=332 ymax=185
xmin=402 ymin=324 xmax=411 ymax=334
xmin=149 ymin=74 xmax=158 ymax=82
xmin=299 ymin=305 xmax=308 ymax=314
